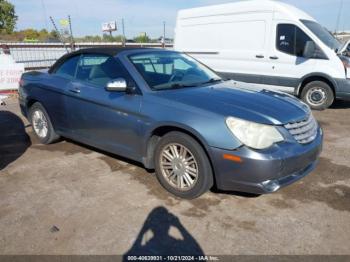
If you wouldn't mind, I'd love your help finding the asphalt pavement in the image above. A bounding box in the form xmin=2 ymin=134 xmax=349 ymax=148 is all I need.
xmin=0 ymin=97 xmax=349 ymax=255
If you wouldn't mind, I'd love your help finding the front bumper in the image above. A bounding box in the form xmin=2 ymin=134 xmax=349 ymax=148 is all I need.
xmin=210 ymin=128 xmax=323 ymax=194
xmin=335 ymin=78 xmax=350 ymax=101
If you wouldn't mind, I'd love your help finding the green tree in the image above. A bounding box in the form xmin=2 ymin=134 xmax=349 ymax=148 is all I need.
xmin=38 ymin=29 xmax=49 ymax=41
xmin=22 ymin=28 xmax=40 ymax=40
xmin=49 ymin=30 xmax=59 ymax=40
xmin=102 ymin=34 xmax=124 ymax=42
xmin=134 ymin=34 xmax=150 ymax=43
xmin=0 ymin=0 xmax=17 ymax=34
xmin=102 ymin=33 xmax=114 ymax=42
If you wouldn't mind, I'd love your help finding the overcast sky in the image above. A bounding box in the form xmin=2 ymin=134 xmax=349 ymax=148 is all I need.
xmin=9 ymin=0 xmax=350 ymax=38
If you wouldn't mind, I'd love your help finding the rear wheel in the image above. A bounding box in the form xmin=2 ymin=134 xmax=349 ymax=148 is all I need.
xmin=301 ymin=81 xmax=334 ymax=110
xmin=154 ymin=131 xmax=213 ymax=199
xmin=29 ymin=102 xmax=60 ymax=144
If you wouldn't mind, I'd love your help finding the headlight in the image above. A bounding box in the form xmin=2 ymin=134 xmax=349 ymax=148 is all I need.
xmin=226 ymin=117 xmax=284 ymax=149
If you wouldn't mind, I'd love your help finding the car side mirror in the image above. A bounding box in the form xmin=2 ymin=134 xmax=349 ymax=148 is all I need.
xmin=106 ymin=78 xmax=128 ymax=92
xmin=303 ymin=41 xmax=316 ymax=58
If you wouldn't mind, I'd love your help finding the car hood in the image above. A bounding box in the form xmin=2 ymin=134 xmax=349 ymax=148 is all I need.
xmin=156 ymin=81 xmax=310 ymax=125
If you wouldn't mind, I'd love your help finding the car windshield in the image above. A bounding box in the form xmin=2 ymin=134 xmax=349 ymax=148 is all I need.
xmin=301 ymin=20 xmax=341 ymax=51
xmin=129 ymin=51 xmax=221 ymax=90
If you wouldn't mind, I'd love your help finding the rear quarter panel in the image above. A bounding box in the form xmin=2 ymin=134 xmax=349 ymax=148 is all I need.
xmin=21 ymin=71 xmax=71 ymax=132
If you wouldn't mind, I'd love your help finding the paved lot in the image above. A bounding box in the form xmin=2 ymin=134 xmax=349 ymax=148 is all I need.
xmin=0 ymin=97 xmax=349 ymax=255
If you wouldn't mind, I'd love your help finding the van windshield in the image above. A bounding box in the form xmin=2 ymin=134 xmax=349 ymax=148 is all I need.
xmin=301 ymin=20 xmax=341 ymax=51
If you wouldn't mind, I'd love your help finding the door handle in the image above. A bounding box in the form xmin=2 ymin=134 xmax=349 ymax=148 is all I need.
xmin=269 ymin=56 xmax=279 ymax=60
xmin=256 ymin=54 xmax=264 ymax=58
xmin=69 ymin=87 xmax=81 ymax=94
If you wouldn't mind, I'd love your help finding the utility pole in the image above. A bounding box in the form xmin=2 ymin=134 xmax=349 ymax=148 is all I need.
xmin=122 ymin=18 xmax=126 ymax=46
xmin=40 ymin=0 xmax=49 ymax=31
xmin=162 ymin=21 xmax=166 ymax=48
xmin=335 ymin=0 xmax=343 ymax=34
xmin=68 ymin=15 xmax=75 ymax=51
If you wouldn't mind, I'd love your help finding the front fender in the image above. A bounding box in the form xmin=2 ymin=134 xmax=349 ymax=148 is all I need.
xmin=143 ymin=121 xmax=214 ymax=153
xmin=139 ymin=97 xmax=242 ymax=155
xmin=296 ymin=72 xmax=339 ymax=96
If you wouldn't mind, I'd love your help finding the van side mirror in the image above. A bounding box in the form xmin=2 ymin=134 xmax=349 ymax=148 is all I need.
xmin=303 ymin=41 xmax=316 ymax=58
xmin=345 ymin=43 xmax=350 ymax=56
xmin=106 ymin=78 xmax=127 ymax=92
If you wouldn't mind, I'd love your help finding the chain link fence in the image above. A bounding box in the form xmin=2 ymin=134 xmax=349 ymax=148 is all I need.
xmin=2 ymin=42 xmax=173 ymax=71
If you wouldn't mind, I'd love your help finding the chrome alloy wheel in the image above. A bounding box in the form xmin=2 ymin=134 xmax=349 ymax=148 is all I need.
xmin=159 ymin=143 xmax=199 ymax=191
xmin=306 ymin=87 xmax=326 ymax=106
xmin=32 ymin=110 xmax=48 ymax=138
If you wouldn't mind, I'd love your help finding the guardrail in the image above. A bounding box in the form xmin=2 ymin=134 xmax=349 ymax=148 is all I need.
xmin=2 ymin=42 xmax=174 ymax=70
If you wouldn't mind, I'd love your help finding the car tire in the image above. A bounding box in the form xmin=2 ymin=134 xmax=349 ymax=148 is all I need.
xmin=29 ymin=102 xmax=60 ymax=144
xmin=301 ymin=81 xmax=334 ymax=110
xmin=154 ymin=131 xmax=214 ymax=199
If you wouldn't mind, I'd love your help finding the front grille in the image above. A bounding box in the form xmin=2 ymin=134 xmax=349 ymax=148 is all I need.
xmin=284 ymin=114 xmax=318 ymax=144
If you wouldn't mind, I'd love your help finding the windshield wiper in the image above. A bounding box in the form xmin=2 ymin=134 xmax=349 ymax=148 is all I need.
xmin=199 ymin=78 xmax=223 ymax=85
xmin=170 ymin=83 xmax=198 ymax=89
xmin=154 ymin=78 xmax=224 ymax=90
xmin=154 ymin=83 xmax=197 ymax=90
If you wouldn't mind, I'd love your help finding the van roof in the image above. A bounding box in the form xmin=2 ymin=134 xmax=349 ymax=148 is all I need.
xmin=177 ymin=0 xmax=315 ymax=22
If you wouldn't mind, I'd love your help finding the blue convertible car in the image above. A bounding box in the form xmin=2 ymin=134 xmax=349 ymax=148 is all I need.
xmin=19 ymin=48 xmax=323 ymax=198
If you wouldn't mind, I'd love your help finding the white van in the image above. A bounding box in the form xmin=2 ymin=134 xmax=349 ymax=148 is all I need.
xmin=174 ymin=0 xmax=350 ymax=110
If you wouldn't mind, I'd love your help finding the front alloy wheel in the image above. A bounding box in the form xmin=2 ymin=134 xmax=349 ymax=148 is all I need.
xmin=154 ymin=131 xmax=213 ymax=199
xmin=159 ymin=143 xmax=199 ymax=191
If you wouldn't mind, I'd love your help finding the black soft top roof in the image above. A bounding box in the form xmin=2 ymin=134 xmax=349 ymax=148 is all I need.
xmin=48 ymin=47 xmax=161 ymax=73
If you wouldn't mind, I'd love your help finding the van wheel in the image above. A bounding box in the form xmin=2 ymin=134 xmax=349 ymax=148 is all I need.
xmin=154 ymin=132 xmax=213 ymax=199
xmin=301 ymin=81 xmax=334 ymax=110
xmin=29 ymin=102 xmax=60 ymax=144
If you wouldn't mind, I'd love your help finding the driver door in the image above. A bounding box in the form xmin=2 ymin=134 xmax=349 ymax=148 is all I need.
xmin=65 ymin=54 xmax=142 ymax=159
xmin=265 ymin=22 xmax=316 ymax=92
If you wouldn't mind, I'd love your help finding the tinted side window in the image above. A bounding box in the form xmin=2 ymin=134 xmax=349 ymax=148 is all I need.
xmin=76 ymin=54 xmax=130 ymax=87
xmin=276 ymin=24 xmax=312 ymax=57
xmin=295 ymin=27 xmax=312 ymax=56
xmin=76 ymin=54 xmax=109 ymax=84
xmin=277 ymin=24 xmax=295 ymax=55
xmin=55 ymin=55 xmax=80 ymax=79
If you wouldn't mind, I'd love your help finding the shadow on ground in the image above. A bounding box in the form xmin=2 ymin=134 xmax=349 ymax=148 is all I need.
xmin=330 ymin=100 xmax=350 ymax=109
xmin=274 ymin=157 xmax=350 ymax=212
xmin=210 ymin=188 xmax=261 ymax=198
xmin=123 ymin=206 xmax=204 ymax=258
xmin=0 ymin=110 xmax=31 ymax=170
